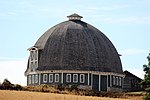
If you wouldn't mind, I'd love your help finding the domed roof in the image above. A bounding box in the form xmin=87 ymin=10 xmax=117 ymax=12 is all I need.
xmin=34 ymin=14 xmax=123 ymax=74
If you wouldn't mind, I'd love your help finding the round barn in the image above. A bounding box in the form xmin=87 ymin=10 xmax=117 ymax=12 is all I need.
xmin=25 ymin=13 xmax=124 ymax=92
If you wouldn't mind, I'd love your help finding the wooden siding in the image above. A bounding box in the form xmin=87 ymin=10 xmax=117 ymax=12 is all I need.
xmin=108 ymin=75 xmax=110 ymax=87
xmin=123 ymin=71 xmax=143 ymax=91
xmin=27 ymin=72 xmax=124 ymax=92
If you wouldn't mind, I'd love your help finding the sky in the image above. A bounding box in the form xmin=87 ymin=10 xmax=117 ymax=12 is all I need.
xmin=0 ymin=0 xmax=150 ymax=86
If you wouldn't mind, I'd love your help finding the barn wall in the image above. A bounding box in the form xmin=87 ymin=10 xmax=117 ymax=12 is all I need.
xmin=27 ymin=72 xmax=124 ymax=92
xmin=123 ymin=75 xmax=142 ymax=91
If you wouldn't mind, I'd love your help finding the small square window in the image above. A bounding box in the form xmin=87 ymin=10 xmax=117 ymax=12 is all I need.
xmin=80 ymin=74 xmax=85 ymax=83
xmin=43 ymin=74 xmax=47 ymax=83
xmin=66 ymin=74 xmax=71 ymax=82
xmin=113 ymin=76 xmax=115 ymax=85
xmin=32 ymin=75 xmax=34 ymax=84
xmin=55 ymin=74 xmax=59 ymax=82
xmin=49 ymin=74 xmax=53 ymax=83
xmin=35 ymin=75 xmax=38 ymax=83
xmin=119 ymin=77 xmax=122 ymax=86
xmin=73 ymin=74 xmax=78 ymax=83
xmin=116 ymin=77 xmax=118 ymax=85
xmin=28 ymin=75 xmax=31 ymax=84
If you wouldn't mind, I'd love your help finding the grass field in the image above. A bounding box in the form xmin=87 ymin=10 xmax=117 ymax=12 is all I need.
xmin=0 ymin=90 xmax=128 ymax=100
xmin=0 ymin=90 xmax=143 ymax=100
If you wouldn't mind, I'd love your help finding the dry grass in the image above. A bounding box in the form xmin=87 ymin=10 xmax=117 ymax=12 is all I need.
xmin=0 ymin=90 xmax=131 ymax=100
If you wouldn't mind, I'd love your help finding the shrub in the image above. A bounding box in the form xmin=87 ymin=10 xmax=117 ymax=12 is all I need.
xmin=145 ymin=87 xmax=150 ymax=92
xmin=0 ymin=84 xmax=3 ymax=90
xmin=39 ymin=84 xmax=49 ymax=92
xmin=0 ymin=79 xmax=24 ymax=91
xmin=1 ymin=79 xmax=14 ymax=90
xmin=144 ymin=93 xmax=150 ymax=100
xmin=57 ymin=84 xmax=66 ymax=91
xmin=69 ymin=84 xmax=78 ymax=91
xmin=13 ymin=84 xmax=23 ymax=91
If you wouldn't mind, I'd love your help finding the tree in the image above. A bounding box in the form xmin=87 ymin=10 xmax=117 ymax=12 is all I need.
xmin=143 ymin=52 xmax=150 ymax=100
xmin=1 ymin=78 xmax=14 ymax=90
xmin=143 ymin=52 xmax=150 ymax=88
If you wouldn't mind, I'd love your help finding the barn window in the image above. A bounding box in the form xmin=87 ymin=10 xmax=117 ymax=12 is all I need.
xmin=73 ymin=74 xmax=78 ymax=83
xmin=119 ymin=77 xmax=122 ymax=86
xmin=49 ymin=74 xmax=53 ymax=83
xmin=43 ymin=74 xmax=47 ymax=83
xmin=80 ymin=74 xmax=85 ymax=83
xmin=66 ymin=74 xmax=71 ymax=82
xmin=28 ymin=75 xmax=31 ymax=84
xmin=29 ymin=47 xmax=38 ymax=72
xmin=116 ymin=77 xmax=118 ymax=85
xmin=35 ymin=74 xmax=38 ymax=83
xmin=32 ymin=75 xmax=34 ymax=84
xmin=55 ymin=74 xmax=59 ymax=82
xmin=113 ymin=76 xmax=115 ymax=85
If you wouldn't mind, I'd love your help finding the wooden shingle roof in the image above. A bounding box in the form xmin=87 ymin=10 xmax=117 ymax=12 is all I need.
xmin=27 ymin=15 xmax=123 ymax=74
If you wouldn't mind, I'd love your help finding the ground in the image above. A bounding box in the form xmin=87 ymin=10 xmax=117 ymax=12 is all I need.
xmin=0 ymin=90 xmax=143 ymax=100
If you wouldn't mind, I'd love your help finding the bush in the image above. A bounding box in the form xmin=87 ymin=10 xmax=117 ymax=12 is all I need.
xmin=69 ymin=84 xmax=78 ymax=91
xmin=145 ymin=87 xmax=150 ymax=92
xmin=0 ymin=79 xmax=23 ymax=91
xmin=144 ymin=93 xmax=150 ymax=100
xmin=1 ymin=79 xmax=14 ymax=90
xmin=56 ymin=84 xmax=66 ymax=91
xmin=13 ymin=84 xmax=23 ymax=91
xmin=40 ymin=84 xmax=49 ymax=88
xmin=0 ymin=84 xmax=3 ymax=90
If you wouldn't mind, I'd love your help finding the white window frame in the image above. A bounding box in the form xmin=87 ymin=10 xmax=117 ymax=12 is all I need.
xmin=80 ymin=74 xmax=85 ymax=83
xmin=28 ymin=75 xmax=31 ymax=84
xmin=119 ymin=77 xmax=122 ymax=86
xmin=55 ymin=74 xmax=59 ymax=82
xmin=29 ymin=47 xmax=38 ymax=72
xmin=32 ymin=75 xmax=34 ymax=84
xmin=116 ymin=77 xmax=118 ymax=85
xmin=66 ymin=74 xmax=71 ymax=82
xmin=35 ymin=74 xmax=38 ymax=83
xmin=73 ymin=74 xmax=78 ymax=83
xmin=49 ymin=74 xmax=53 ymax=83
xmin=113 ymin=76 xmax=115 ymax=85
xmin=43 ymin=74 xmax=47 ymax=83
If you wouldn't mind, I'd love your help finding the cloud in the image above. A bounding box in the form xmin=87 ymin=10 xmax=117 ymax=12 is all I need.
xmin=0 ymin=12 xmax=16 ymax=17
xmin=86 ymin=4 xmax=130 ymax=11
xmin=120 ymin=48 xmax=147 ymax=56
xmin=108 ymin=17 xmax=150 ymax=24
xmin=0 ymin=57 xmax=26 ymax=61
xmin=89 ymin=16 xmax=150 ymax=24
xmin=0 ymin=59 xmax=27 ymax=86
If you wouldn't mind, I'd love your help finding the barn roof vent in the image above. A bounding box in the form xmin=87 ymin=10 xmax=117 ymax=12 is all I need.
xmin=67 ymin=13 xmax=83 ymax=21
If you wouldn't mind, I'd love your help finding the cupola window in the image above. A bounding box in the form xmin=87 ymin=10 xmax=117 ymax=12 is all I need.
xmin=29 ymin=47 xmax=38 ymax=72
xmin=67 ymin=13 xmax=83 ymax=21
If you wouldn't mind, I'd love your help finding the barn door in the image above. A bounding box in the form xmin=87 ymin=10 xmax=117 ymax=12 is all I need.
xmin=101 ymin=75 xmax=107 ymax=91
xmin=92 ymin=74 xmax=99 ymax=91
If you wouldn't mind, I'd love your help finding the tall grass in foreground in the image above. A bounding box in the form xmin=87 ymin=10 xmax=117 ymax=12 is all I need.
xmin=0 ymin=90 xmax=131 ymax=100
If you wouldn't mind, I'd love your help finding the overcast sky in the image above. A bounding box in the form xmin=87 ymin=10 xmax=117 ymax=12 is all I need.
xmin=0 ymin=0 xmax=150 ymax=85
